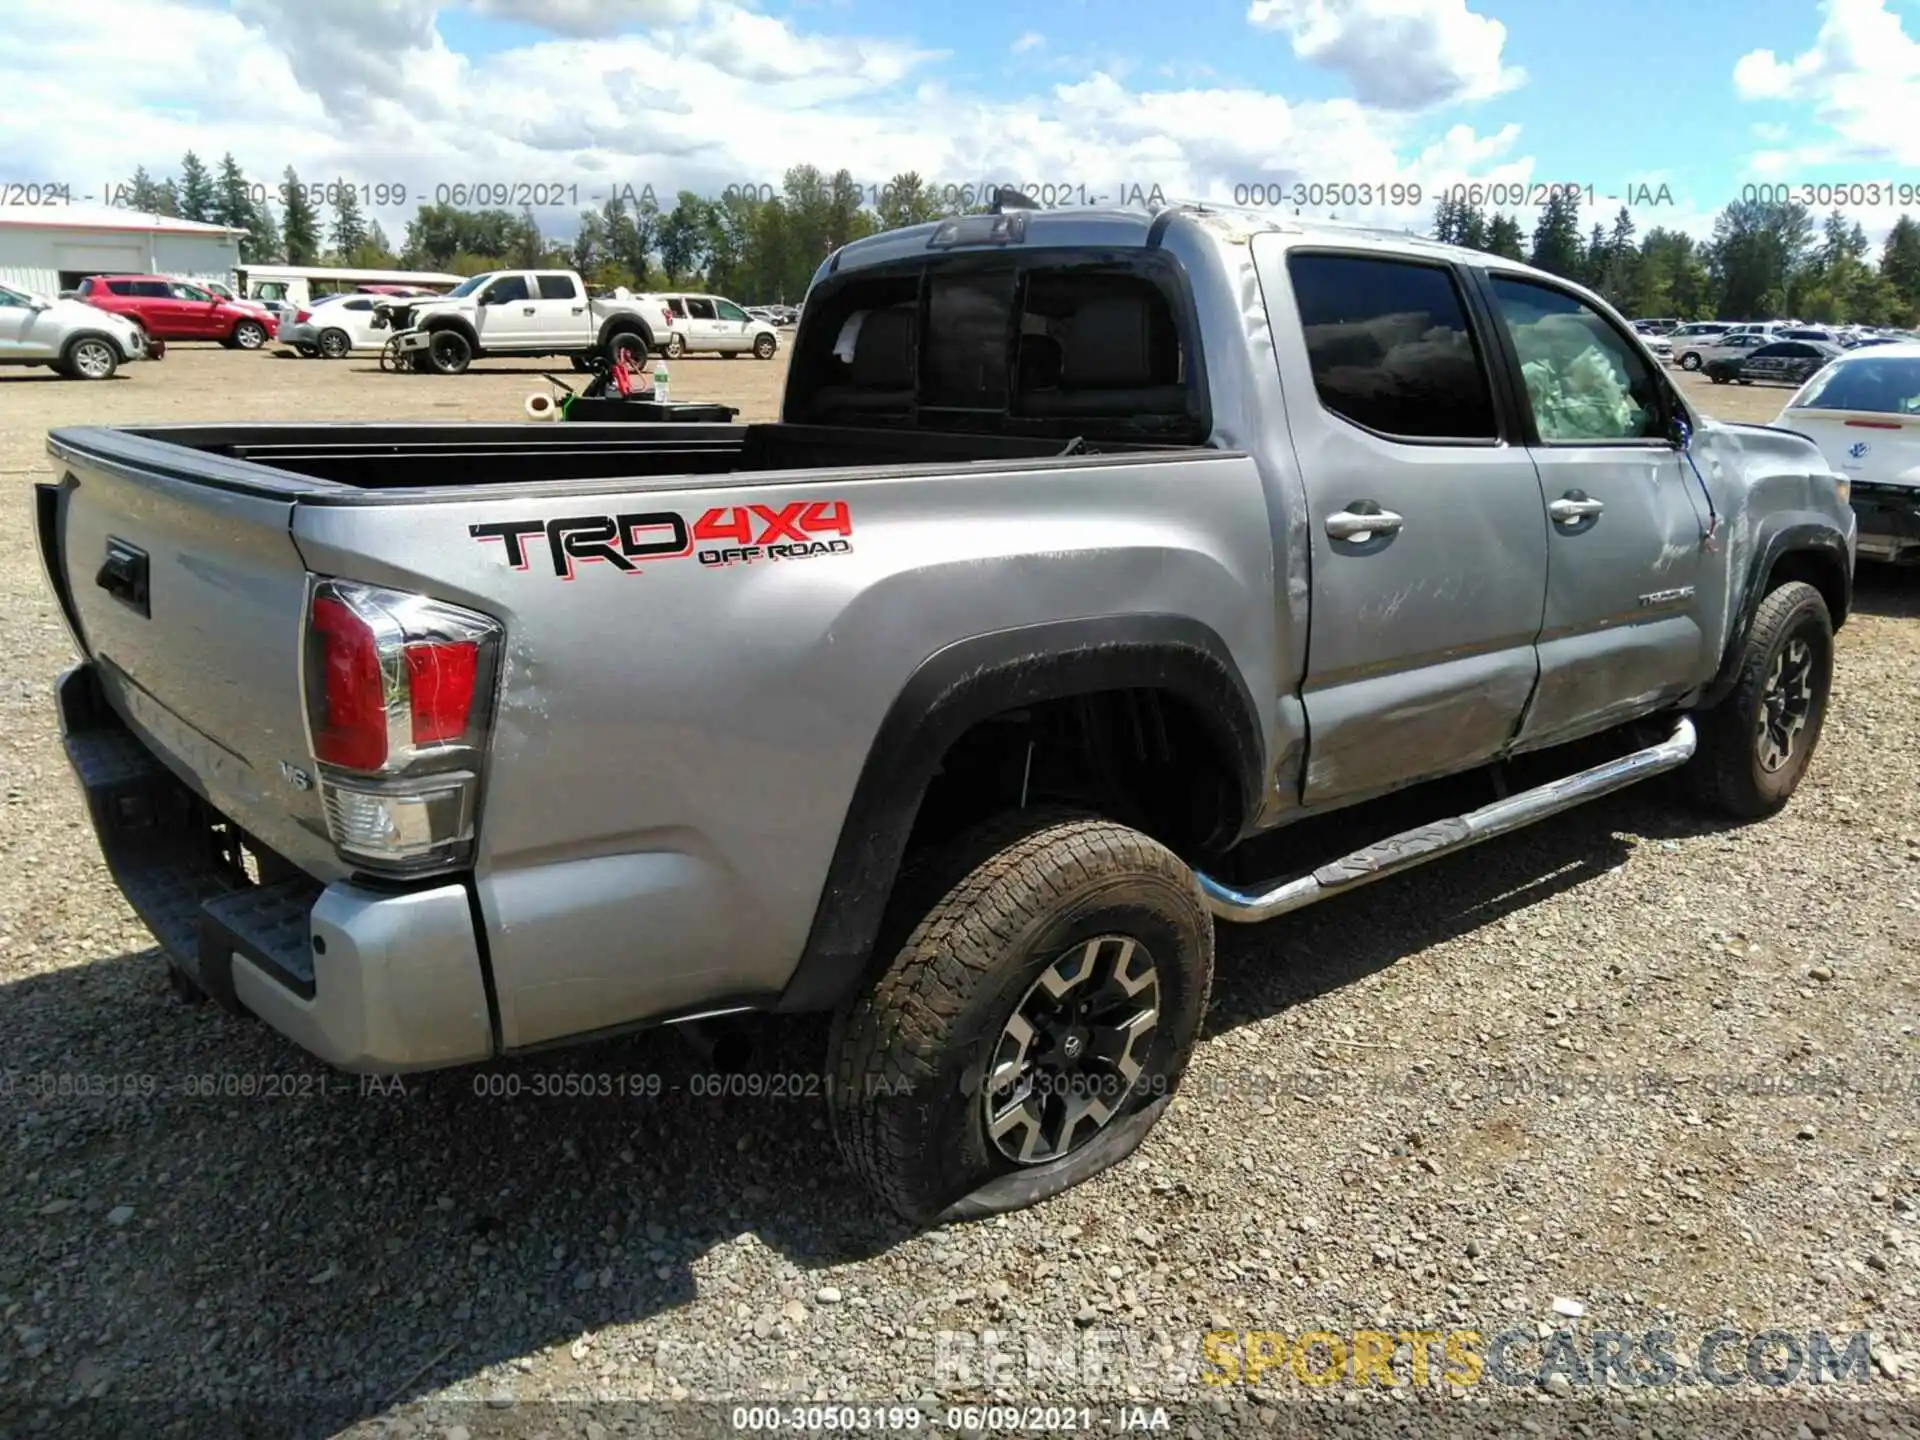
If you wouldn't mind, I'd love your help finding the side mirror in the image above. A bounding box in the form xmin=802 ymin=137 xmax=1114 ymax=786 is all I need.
xmin=29 ymin=298 xmax=50 ymax=312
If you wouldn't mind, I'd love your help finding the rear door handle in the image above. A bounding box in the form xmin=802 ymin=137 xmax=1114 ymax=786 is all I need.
xmin=1548 ymin=492 xmax=1605 ymax=523
xmin=522 ymin=306 xmax=537 ymax=315
xmin=1325 ymin=505 xmax=1404 ymax=540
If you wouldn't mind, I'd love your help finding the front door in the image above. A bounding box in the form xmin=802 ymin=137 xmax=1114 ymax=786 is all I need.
xmin=713 ymin=298 xmax=753 ymax=352
xmin=1478 ymin=271 xmax=1711 ymax=749
xmin=166 ymin=282 xmax=226 ymax=339
xmin=1255 ymin=242 xmax=1550 ymax=806
xmin=473 ymin=273 xmax=539 ymax=348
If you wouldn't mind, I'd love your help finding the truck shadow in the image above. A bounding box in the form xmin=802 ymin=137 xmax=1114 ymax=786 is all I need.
xmin=1850 ymin=562 xmax=1919 ymax=618
xmin=0 ymin=780 xmax=1742 ymax=1431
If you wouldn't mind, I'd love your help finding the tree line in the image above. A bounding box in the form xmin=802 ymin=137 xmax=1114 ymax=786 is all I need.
xmin=116 ymin=153 xmax=1920 ymax=323
xmin=1432 ymin=188 xmax=1920 ymax=327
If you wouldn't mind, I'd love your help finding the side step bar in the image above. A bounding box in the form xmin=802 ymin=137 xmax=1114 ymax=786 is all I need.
xmin=1196 ymin=715 xmax=1697 ymax=924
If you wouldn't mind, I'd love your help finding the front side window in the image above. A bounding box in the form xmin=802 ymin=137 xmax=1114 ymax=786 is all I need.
xmin=716 ymin=299 xmax=748 ymax=322
xmin=0 ymin=284 xmax=27 ymax=307
xmin=169 ymin=283 xmax=211 ymax=300
xmin=1287 ymin=253 xmax=1496 ymax=440
xmin=482 ymin=274 xmax=529 ymax=304
xmin=1488 ymin=275 xmax=1662 ymax=442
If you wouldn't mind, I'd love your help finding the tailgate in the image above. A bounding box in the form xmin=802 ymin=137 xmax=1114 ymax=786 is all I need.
xmin=40 ymin=432 xmax=340 ymax=878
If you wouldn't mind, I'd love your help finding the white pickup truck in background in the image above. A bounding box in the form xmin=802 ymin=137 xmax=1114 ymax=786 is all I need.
xmin=388 ymin=269 xmax=673 ymax=374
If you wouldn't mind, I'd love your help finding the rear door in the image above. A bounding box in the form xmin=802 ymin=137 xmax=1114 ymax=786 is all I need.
xmin=1476 ymin=270 xmax=1711 ymax=748
xmin=1253 ymin=241 xmax=1550 ymax=805
xmin=533 ymin=273 xmax=588 ymax=345
xmin=684 ymin=296 xmax=720 ymax=351
xmin=0 ymin=284 xmax=34 ymax=358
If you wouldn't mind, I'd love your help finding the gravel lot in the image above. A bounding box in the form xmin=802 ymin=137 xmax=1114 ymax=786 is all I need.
xmin=2 ymin=346 xmax=1917 ymax=1439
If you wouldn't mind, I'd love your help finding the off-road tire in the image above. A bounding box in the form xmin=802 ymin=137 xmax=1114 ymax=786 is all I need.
xmin=828 ymin=810 xmax=1213 ymax=1227
xmin=426 ymin=329 xmax=472 ymax=375
xmin=1687 ymin=580 xmax=1833 ymax=820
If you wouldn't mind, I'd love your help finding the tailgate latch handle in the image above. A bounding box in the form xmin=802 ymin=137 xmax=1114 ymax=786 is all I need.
xmin=97 ymin=538 xmax=150 ymax=617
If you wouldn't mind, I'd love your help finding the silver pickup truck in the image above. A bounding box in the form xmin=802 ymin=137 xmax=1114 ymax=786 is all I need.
xmin=35 ymin=205 xmax=1854 ymax=1226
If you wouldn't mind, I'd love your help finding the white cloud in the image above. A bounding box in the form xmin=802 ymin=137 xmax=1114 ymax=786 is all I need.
xmin=1245 ymin=0 xmax=1524 ymax=110
xmin=1733 ymin=0 xmax=1920 ymax=168
xmin=0 ymin=0 xmax=1553 ymax=246
xmin=1012 ymin=31 xmax=1045 ymax=53
xmin=462 ymin=0 xmax=700 ymax=35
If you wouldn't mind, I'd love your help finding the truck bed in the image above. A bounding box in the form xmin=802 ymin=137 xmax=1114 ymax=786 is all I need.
xmin=48 ymin=421 xmax=1163 ymax=494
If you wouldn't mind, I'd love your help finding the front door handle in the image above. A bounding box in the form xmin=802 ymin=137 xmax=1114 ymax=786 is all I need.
xmin=1548 ymin=492 xmax=1605 ymax=523
xmin=522 ymin=306 xmax=537 ymax=315
xmin=1326 ymin=504 xmax=1404 ymax=541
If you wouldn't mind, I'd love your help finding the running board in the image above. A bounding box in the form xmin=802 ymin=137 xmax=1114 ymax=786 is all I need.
xmin=1196 ymin=716 xmax=1696 ymax=924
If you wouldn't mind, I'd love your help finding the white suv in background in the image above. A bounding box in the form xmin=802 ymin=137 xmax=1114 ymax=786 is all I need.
xmin=0 ymin=280 xmax=148 ymax=379
xmin=655 ymin=293 xmax=782 ymax=359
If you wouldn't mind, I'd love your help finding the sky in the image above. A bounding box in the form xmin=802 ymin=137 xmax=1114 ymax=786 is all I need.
xmin=4 ymin=0 xmax=1919 ymax=252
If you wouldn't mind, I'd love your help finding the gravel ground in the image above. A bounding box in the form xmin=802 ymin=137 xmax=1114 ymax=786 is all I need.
xmin=2 ymin=348 xmax=1918 ymax=1439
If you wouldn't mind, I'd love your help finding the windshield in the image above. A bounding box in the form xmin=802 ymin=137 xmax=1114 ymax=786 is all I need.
xmin=1790 ymin=355 xmax=1920 ymax=415
xmin=444 ymin=274 xmax=492 ymax=298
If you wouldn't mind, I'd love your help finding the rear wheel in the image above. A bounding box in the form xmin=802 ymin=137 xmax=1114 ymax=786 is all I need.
xmin=231 ymin=319 xmax=267 ymax=350
xmin=829 ymin=811 xmax=1213 ymax=1226
xmin=1687 ymin=580 xmax=1833 ymax=820
xmin=663 ymin=331 xmax=685 ymax=358
xmin=426 ymin=329 xmax=472 ymax=375
xmin=605 ymin=330 xmax=649 ymax=371
xmin=63 ymin=336 xmax=119 ymax=380
xmin=1680 ymin=352 xmax=1702 ymax=371
xmin=318 ymin=328 xmax=352 ymax=359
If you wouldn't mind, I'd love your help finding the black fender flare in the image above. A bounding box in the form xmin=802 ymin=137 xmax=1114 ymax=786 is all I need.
xmin=420 ymin=315 xmax=479 ymax=347
xmin=1699 ymin=521 xmax=1852 ymax=710
xmin=595 ymin=314 xmax=656 ymax=353
xmin=777 ymin=614 xmax=1266 ymax=1014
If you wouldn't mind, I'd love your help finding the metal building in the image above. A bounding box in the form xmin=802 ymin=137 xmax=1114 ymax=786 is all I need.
xmin=0 ymin=204 xmax=245 ymax=296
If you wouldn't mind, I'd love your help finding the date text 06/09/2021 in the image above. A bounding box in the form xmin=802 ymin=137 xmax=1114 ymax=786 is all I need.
xmin=727 ymin=1404 xmax=1171 ymax=1432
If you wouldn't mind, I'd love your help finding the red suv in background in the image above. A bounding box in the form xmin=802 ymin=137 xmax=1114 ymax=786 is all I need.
xmin=76 ymin=276 xmax=276 ymax=349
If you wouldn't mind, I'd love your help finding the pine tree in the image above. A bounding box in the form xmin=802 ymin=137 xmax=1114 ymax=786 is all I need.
xmin=1485 ymin=212 xmax=1525 ymax=260
xmin=177 ymin=151 xmax=215 ymax=222
xmin=127 ymin=166 xmax=173 ymax=215
xmin=1458 ymin=202 xmax=1489 ymax=252
xmin=212 ymin=153 xmax=254 ymax=230
xmin=1877 ymin=215 xmax=1920 ymax=324
xmin=1528 ymin=191 xmax=1584 ymax=278
xmin=281 ymin=167 xmax=320 ymax=263
xmin=1583 ymin=223 xmax=1608 ymax=286
xmin=329 ymin=182 xmax=368 ymax=257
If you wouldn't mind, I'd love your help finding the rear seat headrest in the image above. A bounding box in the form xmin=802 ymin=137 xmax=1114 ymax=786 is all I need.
xmin=1059 ymin=296 xmax=1157 ymax=388
xmin=851 ymin=306 xmax=916 ymax=386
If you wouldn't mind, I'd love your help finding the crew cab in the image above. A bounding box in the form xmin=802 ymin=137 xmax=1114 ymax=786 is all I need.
xmin=36 ymin=205 xmax=1855 ymax=1226
xmin=388 ymin=269 xmax=669 ymax=374
xmin=76 ymin=275 xmax=276 ymax=349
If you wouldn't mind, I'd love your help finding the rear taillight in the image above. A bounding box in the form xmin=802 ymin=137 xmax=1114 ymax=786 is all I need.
xmin=302 ymin=578 xmax=501 ymax=874
xmin=661 ymin=306 xmax=673 ymax=326
xmin=295 ymin=308 xmax=311 ymax=324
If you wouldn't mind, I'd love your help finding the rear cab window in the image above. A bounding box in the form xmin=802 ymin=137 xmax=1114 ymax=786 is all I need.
xmin=783 ymin=249 xmax=1205 ymax=444
xmin=536 ymin=275 xmax=579 ymax=300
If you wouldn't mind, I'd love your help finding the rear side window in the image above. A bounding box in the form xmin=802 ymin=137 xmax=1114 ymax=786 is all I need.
xmin=106 ymin=280 xmax=137 ymax=295
xmin=667 ymin=297 xmax=687 ymax=317
xmin=1287 ymin=253 xmax=1496 ymax=441
xmin=132 ymin=281 xmax=173 ymax=297
xmin=536 ymin=275 xmax=577 ymax=300
xmin=686 ymin=298 xmax=716 ymax=320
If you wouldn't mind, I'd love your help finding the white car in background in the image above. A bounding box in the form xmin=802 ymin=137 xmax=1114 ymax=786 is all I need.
xmin=1675 ymin=331 xmax=1773 ymax=371
xmin=654 ymin=292 xmax=782 ymax=359
xmin=0 ymin=280 xmax=148 ymax=379
xmin=277 ymin=293 xmax=388 ymax=358
xmin=1776 ymin=342 xmax=1920 ymax=565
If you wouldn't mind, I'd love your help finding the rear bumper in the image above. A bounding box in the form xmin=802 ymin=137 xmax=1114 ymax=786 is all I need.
xmin=57 ymin=664 xmax=494 ymax=1073
xmin=1851 ymin=486 xmax=1920 ymax=564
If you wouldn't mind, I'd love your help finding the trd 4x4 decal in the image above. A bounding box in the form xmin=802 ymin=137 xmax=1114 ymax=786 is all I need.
xmin=470 ymin=501 xmax=854 ymax=579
